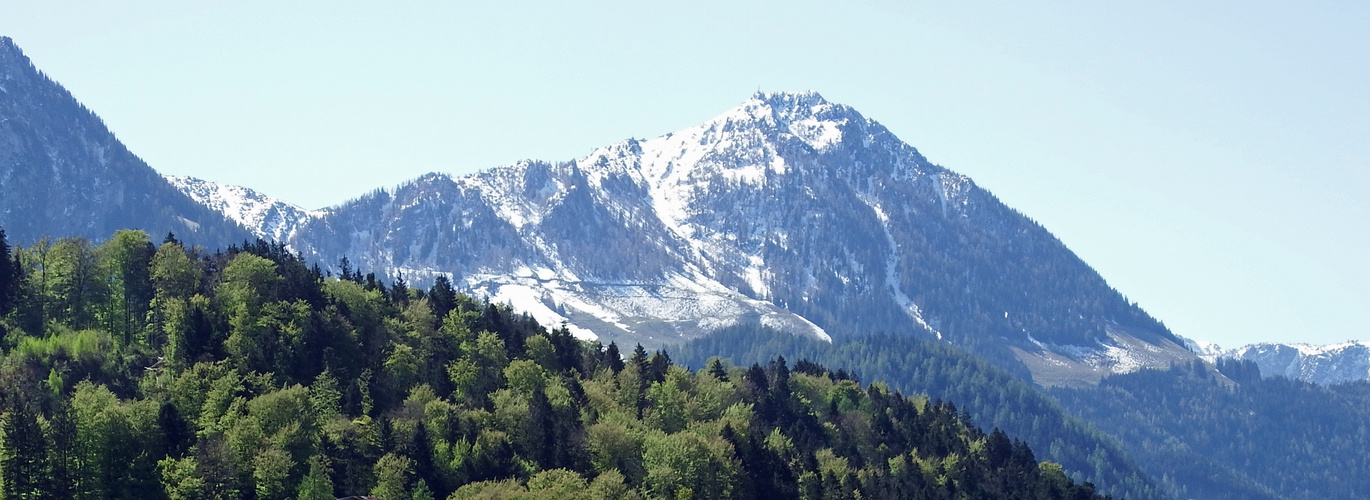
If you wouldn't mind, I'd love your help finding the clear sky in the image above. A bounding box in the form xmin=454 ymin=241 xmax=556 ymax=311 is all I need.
xmin=1 ymin=1 xmax=1366 ymax=348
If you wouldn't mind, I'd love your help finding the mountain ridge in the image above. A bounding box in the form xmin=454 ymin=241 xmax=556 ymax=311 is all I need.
xmin=174 ymin=90 xmax=1195 ymax=385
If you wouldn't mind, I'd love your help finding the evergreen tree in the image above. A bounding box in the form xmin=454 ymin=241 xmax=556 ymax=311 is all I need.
xmin=604 ymin=342 xmax=624 ymax=374
xmin=429 ymin=276 xmax=457 ymax=322
xmin=0 ymin=228 xmax=16 ymax=314
xmin=708 ymin=358 xmax=729 ymax=381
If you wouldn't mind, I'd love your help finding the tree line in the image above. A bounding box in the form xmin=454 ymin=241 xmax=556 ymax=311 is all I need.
xmin=0 ymin=227 xmax=1111 ymax=499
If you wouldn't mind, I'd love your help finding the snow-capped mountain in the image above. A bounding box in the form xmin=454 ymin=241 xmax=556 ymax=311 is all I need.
xmin=0 ymin=37 xmax=250 ymax=246
xmin=1 ymin=24 xmax=1196 ymax=386
xmin=1189 ymin=338 xmax=1370 ymax=385
xmin=178 ymin=90 xmax=1196 ymax=385
xmin=164 ymin=175 xmax=322 ymax=242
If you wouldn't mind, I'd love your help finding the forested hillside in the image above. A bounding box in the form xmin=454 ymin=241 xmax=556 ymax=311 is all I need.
xmin=673 ymin=327 xmax=1168 ymax=500
xmin=1052 ymin=360 xmax=1370 ymax=500
xmin=0 ymin=228 xmax=1110 ymax=500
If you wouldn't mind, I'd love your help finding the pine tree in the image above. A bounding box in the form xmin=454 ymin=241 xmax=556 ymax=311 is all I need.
xmin=708 ymin=358 xmax=730 ymax=381
xmin=526 ymin=387 xmax=556 ymax=468
xmin=0 ymin=228 xmax=16 ymax=314
xmin=605 ymin=342 xmax=624 ymax=374
xmin=429 ymin=276 xmax=457 ymax=321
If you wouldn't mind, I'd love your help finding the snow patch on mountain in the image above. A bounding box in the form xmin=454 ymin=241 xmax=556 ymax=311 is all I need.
xmin=166 ymin=175 xmax=323 ymax=242
xmin=1183 ymin=338 xmax=1227 ymax=361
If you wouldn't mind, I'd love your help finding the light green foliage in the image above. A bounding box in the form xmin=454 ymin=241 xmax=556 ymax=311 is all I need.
xmin=447 ymin=478 xmax=526 ymax=499
xmin=159 ymin=296 xmax=190 ymax=366
xmin=372 ymin=452 xmax=414 ymax=500
xmin=322 ymin=278 xmax=385 ymax=335
xmin=825 ymin=379 xmax=865 ymax=414
xmin=384 ymin=343 xmax=423 ymax=394
xmin=43 ymin=237 xmax=107 ymax=330
xmin=586 ymin=421 xmax=646 ymax=481
xmin=71 ymin=380 xmax=162 ymax=498
xmin=491 ymin=389 xmax=530 ymax=441
xmin=447 ymin=469 xmax=640 ymax=500
xmin=165 ymin=361 xmax=232 ymax=434
xmin=399 ymin=298 xmax=437 ymax=339
xmin=12 ymin=328 xmax=117 ymax=385
xmin=411 ymin=479 xmax=434 ymax=500
xmin=150 ymin=241 xmax=200 ymax=300
xmin=764 ymin=428 xmax=795 ymax=456
xmin=585 ymin=469 xmax=639 ymax=500
xmin=525 ymin=468 xmax=586 ymax=497
xmin=225 ymin=298 xmax=311 ymax=374
xmin=308 ymin=370 xmax=342 ymax=424
xmin=158 ymin=455 xmax=204 ymax=500
xmin=245 ymin=385 xmax=316 ymax=457
xmin=439 ymin=307 xmax=477 ymax=345
xmin=814 ymin=448 xmax=852 ymax=479
xmin=218 ymin=253 xmax=281 ymax=317
xmin=447 ymin=358 xmax=478 ymax=398
xmin=524 ymin=335 xmax=556 ymax=370
xmin=504 ymin=359 xmax=549 ymax=396
xmin=471 ymin=331 xmax=509 ymax=370
xmin=645 ymin=373 xmax=689 ymax=433
xmin=195 ymin=367 xmax=246 ymax=435
xmin=253 ymin=447 xmax=295 ymax=500
xmin=641 ymin=430 xmax=737 ymax=500
xmin=98 ymin=230 xmax=154 ymax=342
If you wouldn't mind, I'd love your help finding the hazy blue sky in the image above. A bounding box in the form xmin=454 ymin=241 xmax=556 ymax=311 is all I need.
xmin=1 ymin=1 xmax=1366 ymax=348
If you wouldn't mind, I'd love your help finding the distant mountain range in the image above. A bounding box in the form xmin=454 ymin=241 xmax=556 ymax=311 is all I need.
xmin=1187 ymin=338 xmax=1370 ymax=385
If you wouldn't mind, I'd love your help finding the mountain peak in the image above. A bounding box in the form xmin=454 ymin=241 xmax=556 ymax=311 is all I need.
xmin=0 ymin=36 xmax=29 ymax=69
xmin=734 ymin=90 xmax=850 ymax=126
xmin=751 ymin=89 xmax=829 ymax=106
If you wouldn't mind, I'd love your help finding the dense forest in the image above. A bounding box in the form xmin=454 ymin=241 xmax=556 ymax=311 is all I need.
xmin=0 ymin=228 xmax=1111 ymax=499
xmin=673 ymin=326 xmax=1168 ymax=500
xmin=1052 ymin=360 xmax=1370 ymax=500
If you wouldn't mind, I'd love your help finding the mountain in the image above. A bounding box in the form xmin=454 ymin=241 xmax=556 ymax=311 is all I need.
xmin=164 ymin=175 xmax=322 ymax=242
xmin=178 ymin=90 xmax=1195 ymax=385
xmin=1187 ymin=338 xmax=1370 ymax=385
xmin=0 ymin=37 xmax=251 ymax=247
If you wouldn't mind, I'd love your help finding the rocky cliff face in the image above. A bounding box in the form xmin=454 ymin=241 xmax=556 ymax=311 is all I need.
xmin=0 ymin=37 xmax=250 ymax=247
